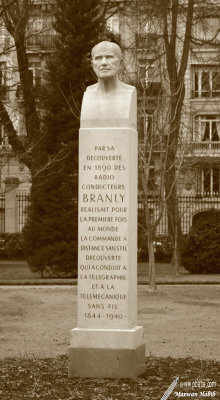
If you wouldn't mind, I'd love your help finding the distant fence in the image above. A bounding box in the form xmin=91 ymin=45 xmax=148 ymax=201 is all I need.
xmin=138 ymin=194 xmax=220 ymax=235
xmin=0 ymin=190 xmax=30 ymax=234
xmin=1 ymin=191 xmax=220 ymax=234
xmin=0 ymin=192 xmax=5 ymax=233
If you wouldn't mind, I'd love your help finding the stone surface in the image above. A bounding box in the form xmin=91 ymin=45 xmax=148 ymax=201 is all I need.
xmin=69 ymin=42 xmax=145 ymax=378
xmin=68 ymin=344 xmax=146 ymax=378
xmin=77 ymin=128 xmax=137 ymax=330
xmin=69 ymin=125 xmax=145 ymax=378
xmin=70 ymin=326 xmax=144 ymax=349
xmin=80 ymin=84 xmax=137 ymax=129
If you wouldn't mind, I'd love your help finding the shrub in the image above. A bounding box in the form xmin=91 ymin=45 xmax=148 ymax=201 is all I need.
xmin=138 ymin=233 xmax=172 ymax=262
xmin=154 ymin=235 xmax=172 ymax=261
xmin=182 ymin=209 xmax=220 ymax=274
xmin=0 ymin=233 xmax=25 ymax=259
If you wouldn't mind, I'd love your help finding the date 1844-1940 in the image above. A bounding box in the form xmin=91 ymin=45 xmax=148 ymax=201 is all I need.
xmin=84 ymin=313 xmax=124 ymax=320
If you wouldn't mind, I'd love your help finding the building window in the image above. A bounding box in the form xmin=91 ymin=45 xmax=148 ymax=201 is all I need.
xmin=28 ymin=62 xmax=41 ymax=88
xmin=136 ymin=33 xmax=158 ymax=49
xmin=138 ymin=59 xmax=147 ymax=86
xmin=202 ymin=167 xmax=220 ymax=195
xmin=147 ymin=161 xmax=156 ymax=192
xmin=194 ymin=17 xmax=220 ymax=43
xmin=106 ymin=15 xmax=119 ymax=35
xmin=106 ymin=15 xmax=120 ymax=42
xmin=139 ymin=114 xmax=154 ymax=145
xmin=145 ymin=114 xmax=153 ymax=141
xmin=138 ymin=61 xmax=161 ymax=93
xmin=0 ymin=124 xmax=8 ymax=148
xmin=0 ymin=62 xmax=7 ymax=100
xmin=194 ymin=115 xmax=220 ymax=142
xmin=193 ymin=68 xmax=220 ymax=98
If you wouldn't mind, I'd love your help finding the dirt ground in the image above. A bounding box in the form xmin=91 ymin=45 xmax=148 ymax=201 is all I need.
xmin=0 ymin=285 xmax=219 ymax=361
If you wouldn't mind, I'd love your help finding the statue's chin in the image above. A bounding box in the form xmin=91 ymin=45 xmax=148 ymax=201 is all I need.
xmin=98 ymin=72 xmax=115 ymax=79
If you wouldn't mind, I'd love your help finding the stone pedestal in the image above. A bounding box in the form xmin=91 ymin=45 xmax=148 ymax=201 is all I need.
xmin=68 ymin=127 xmax=145 ymax=378
xmin=69 ymin=79 xmax=145 ymax=378
xmin=69 ymin=344 xmax=145 ymax=378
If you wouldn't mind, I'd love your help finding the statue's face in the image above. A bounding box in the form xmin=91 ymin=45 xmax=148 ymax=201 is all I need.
xmin=91 ymin=42 xmax=121 ymax=79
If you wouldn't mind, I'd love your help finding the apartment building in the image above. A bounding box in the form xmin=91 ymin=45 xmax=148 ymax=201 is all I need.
xmin=105 ymin=0 xmax=220 ymax=233
xmin=0 ymin=0 xmax=55 ymax=232
xmin=0 ymin=0 xmax=219 ymax=233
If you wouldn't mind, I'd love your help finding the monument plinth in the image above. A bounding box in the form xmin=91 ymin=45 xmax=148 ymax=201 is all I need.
xmin=68 ymin=42 xmax=145 ymax=378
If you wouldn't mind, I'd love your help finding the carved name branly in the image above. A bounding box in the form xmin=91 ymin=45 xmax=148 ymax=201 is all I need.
xmin=69 ymin=41 xmax=145 ymax=379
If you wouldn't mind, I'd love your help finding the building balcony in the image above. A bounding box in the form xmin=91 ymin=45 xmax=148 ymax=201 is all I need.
xmin=136 ymin=33 xmax=158 ymax=49
xmin=139 ymin=141 xmax=220 ymax=159
xmin=182 ymin=142 xmax=220 ymax=163
xmin=189 ymin=142 xmax=220 ymax=150
xmin=138 ymin=140 xmax=162 ymax=153
xmin=191 ymin=90 xmax=220 ymax=99
xmin=185 ymin=141 xmax=220 ymax=153
xmin=25 ymin=34 xmax=55 ymax=50
xmin=138 ymin=82 xmax=162 ymax=100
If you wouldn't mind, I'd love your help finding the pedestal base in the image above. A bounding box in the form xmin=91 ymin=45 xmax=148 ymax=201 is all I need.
xmin=68 ymin=344 xmax=146 ymax=378
xmin=70 ymin=326 xmax=144 ymax=349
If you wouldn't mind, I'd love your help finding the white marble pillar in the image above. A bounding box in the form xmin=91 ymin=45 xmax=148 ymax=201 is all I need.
xmin=69 ymin=83 xmax=145 ymax=378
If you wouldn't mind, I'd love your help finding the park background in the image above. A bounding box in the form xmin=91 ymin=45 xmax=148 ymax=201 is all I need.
xmin=0 ymin=0 xmax=219 ymax=398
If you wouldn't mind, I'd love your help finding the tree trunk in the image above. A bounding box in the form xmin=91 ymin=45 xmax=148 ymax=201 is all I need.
xmin=166 ymin=173 xmax=182 ymax=274
xmin=171 ymin=217 xmax=182 ymax=275
xmin=162 ymin=0 xmax=195 ymax=275
xmin=164 ymin=132 xmax=182 ymax=272
xmin=148 ymin=231 xmax=156 ymax=292
xmin=15 ymin=38 xmax=40 ymax=142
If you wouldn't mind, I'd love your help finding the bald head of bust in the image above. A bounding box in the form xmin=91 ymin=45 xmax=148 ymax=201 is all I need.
xmin=91 ymin=41 xmax=122 ymax=81
xmin=81 ymin=41 xmax=136 ymax=128
xmin=91 ymin=41 xmax=122 ymax=60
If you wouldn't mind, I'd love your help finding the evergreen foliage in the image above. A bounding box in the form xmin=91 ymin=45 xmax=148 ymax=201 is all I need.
xmin=0 ymin=233 xmax=24 ymax=259
xmin=24 ymin=0 xmax=105 ymax=277
xmin=182 ymin=209 xmax=220 ymax=274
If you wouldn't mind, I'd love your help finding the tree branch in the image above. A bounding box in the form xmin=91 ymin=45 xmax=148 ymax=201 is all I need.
xmin=178 ymin=0 xmax=194 ymax=80
xmin=0 ymin=99 xmax=32 ymax=167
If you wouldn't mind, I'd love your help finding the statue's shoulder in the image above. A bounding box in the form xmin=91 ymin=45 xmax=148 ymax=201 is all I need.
xmin=85 ymin=83 xmax=98 ymax=92
xmin=120 ymin=82 xmax=136 ymax=91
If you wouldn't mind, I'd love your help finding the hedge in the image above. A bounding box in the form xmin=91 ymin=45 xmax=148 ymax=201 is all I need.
xmin=182 ymin=209 xmax=220 ymax=274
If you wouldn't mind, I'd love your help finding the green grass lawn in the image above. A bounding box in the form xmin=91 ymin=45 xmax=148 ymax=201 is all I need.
xmin=0 ymin=260 xmax=178 ymax=280
xmin=1 ymin=260 xmax=220 ymax=285
xmin=0 ymin=260 xmax=188 ymax=286
xmin=0 ymin=260 xmax=177 ymax=281
xmin=0 ymin=284 xmax=219 ymax=399
xmin=0 ymin=260 xmax=40 ymax=280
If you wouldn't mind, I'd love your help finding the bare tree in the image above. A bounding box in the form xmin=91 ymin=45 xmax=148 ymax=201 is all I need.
xmin=119 ymin=0 xmax=220 ymax=279
xmin=0 ymin=0 xmax=42 ymax=170
xmin=0 ymin=0 xmax=120 ymax=174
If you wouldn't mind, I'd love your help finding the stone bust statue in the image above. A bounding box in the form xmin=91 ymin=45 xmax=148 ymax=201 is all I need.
xmin=80 ymin=41 xmax=137 ymax=129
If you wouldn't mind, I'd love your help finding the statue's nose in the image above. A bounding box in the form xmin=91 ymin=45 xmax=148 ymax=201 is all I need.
xmin=101 ymin=57 xmax=107 ymax=64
